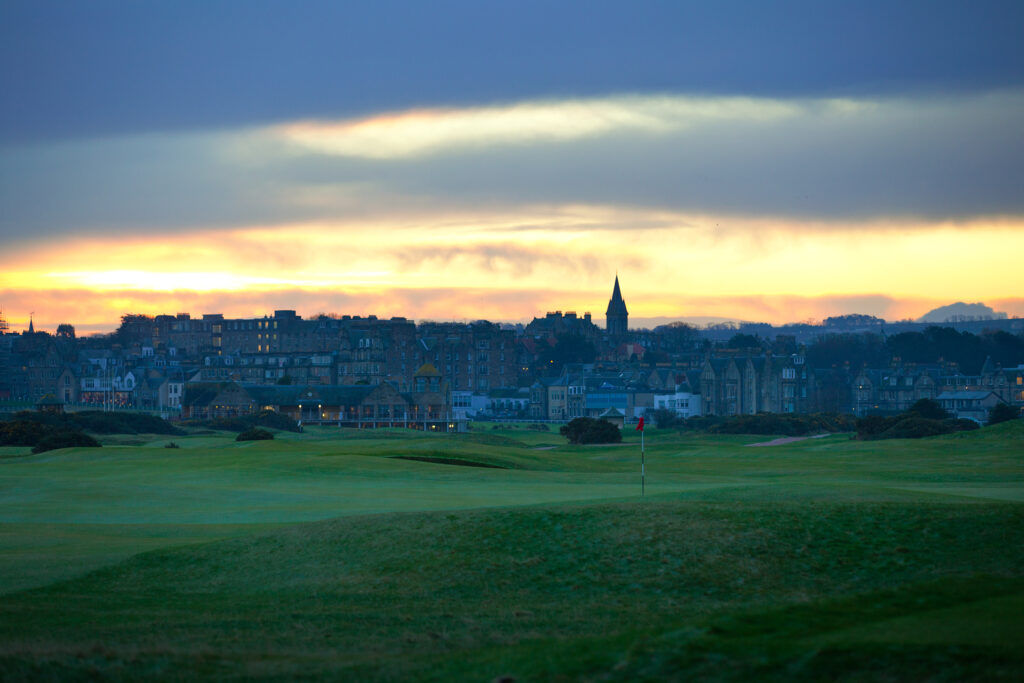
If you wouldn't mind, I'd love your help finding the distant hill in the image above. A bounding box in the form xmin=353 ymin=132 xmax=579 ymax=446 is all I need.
xmin=917 ymin=302 xmax=1007 ymax=323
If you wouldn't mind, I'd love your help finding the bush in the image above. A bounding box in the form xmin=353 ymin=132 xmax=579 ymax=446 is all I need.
xmin=236 ymin=428 xmax=274 ymax=442
xmin=0 ymin=419 xmax=48 ymax=446
xmin=254 ymin=409 xmax=300 ymax=432
xmin=652 ymin=408 xmax=681 ymax=429
xmin=164 ymin=442 xmax=180 ymax=448
xmin=710 ymin=412 xmax=857 ymax=437
xmin=189 ymin=410 xmax=299 ymax=434
xmin=907 ymin=399 xmax=950 ymax=421
xmin=676 ymin=416 xmax=725 ymax=432
xmin=560 ymin=417 xmax=622 ymax=445
xmin=878 ymin=417 xmax=949 ymax=440
xmin=855 ymin=415 xmax=901 ymax=440
xmin=948 ymin=418 xmax=980 ymax=432
xmin=31 ymin=431 xmax=101 ymax=454
xmin=987 ymin=402 xmax=1019 ymax=426
xmin=7 ymin=410 xmax=182 ymax=436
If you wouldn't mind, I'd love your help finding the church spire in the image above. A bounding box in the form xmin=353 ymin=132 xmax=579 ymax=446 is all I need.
xmin=28 ymin=313 xmax=34 ymax=334
xmin=605 ymin=275 xmax=628 ymax=337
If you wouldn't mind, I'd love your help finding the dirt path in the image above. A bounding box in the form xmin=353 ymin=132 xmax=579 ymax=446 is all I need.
xmin=745 ymin=433 xmax=831 ymax=447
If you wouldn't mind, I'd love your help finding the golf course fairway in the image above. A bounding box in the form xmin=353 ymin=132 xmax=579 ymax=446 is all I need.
xmin=1 ymin=421 xmax=1022 ymax=680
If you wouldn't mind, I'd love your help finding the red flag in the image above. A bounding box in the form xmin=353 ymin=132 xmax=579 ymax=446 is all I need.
xmin=636 ymin=416 xmax=645 ymax=431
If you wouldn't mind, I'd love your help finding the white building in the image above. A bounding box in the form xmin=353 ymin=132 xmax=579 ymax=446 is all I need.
xmin=653 ymin=388 xmax=702 ymax=418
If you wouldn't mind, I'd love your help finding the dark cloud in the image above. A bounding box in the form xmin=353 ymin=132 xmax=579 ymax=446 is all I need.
xmin=379 ymin=93 xmax=1024 ymax=222
xmin=2 ymin=1 xmax=1024 ymax=143
xmin=3 ymin=91 xmax=1021 ymax=243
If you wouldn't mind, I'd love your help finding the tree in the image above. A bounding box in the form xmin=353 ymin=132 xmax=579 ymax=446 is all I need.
xmin=987 ymin=402 xmax=1019 ymax=426
xmin=652 ymin=408 xmax=680 ymax=429
xmin=807 ymin=332 xmax=887 ymax=369
xmin=536 ymin=334 xmax=597 ymax=372
xmin=907 ymin=398 xmax=949 ymax=421
xmin=654 ymin=322 xmax=700 ymax=352
xmin=823 ymin=314 xmax=884 ymax=328
xmin=727 ymin=333 xmax=762 ymax=350
xmin=560 ymin=417 xmax=622 ymax=445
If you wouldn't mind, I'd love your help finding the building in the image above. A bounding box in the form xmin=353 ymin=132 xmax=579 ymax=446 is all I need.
xmin=701 ymin=353 xmax=812 ymax=416
xmin=653 ymin=389 xmax=702 ymax=418
xmin=605 ymin=276 xmax=628 ymax=339
xmin=182 ymin=363 xmax=458 ymax=431
xmin=936 ymin=391 xmax=1005 ymax=423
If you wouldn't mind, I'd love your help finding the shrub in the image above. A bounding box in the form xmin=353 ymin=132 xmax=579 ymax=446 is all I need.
xmin=711 ymin=412 xmax=857 ymax=437
xmin=676 ymin=416 xmax=725 ymax=432
xmin=31 ymin=431 xmax=101 ymax=454
xmin=7 ymin=410 xmax=183 ymax=436
xmin=0 ymin=419 xmax=48 ymax=446
xmin=987 ymin=402 xmax=1019 ymax=426
xmin=855 ymin=415 xmax=901 ymax=440
xmin=652 ymin=408 xmax=681 ymax=429
xmin=948 ymin=418 xmax=980 ymax=432
xmin=878 ymin=417 xmax=949 ymax=440
xmin=236 ymin=428 xmax=274 ymax=442
xmin=164 ymin=442 xmax=180 ymax=448
xmin=560 ymin=417 xmax=622 ymax=445
xmin=907 ymin=399 xmax=950 ymax=421
xmin=190 ymin=410 xmax=299 ymax=434
xmin=253 ymin=409 xmax=300 ymax=432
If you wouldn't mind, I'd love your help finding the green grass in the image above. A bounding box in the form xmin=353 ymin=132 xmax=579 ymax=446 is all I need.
xmin=0 ymin=420 xmax=1022 ymax=680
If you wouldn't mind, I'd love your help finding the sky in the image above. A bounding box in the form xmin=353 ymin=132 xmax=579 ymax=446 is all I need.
xmin=2 ymin=0 xmax=1023 ymax=334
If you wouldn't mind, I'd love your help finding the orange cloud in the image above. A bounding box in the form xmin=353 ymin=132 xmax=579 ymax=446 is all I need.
xmin=2 ymin=206 xmax=1022 ymax=333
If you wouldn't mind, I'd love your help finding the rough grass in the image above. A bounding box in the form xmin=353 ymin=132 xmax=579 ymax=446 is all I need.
xmin=0 ymin=420 xmax=1021 ymax=680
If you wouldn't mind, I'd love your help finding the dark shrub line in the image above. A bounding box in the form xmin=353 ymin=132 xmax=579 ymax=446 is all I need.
xmin=560 ymin=417 xmax=622 ymax=444
xmin=184 ymin=409 xmax=300 ymax=433
xmin=236 ymin=428 xmax=274 ymax=442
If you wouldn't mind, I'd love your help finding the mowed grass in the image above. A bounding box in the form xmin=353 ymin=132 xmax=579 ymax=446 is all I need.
xmin=0 ymin=420 xmax=1022 ymax=680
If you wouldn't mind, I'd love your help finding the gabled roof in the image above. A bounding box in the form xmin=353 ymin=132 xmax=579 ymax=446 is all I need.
xmin=414 ymin=363 xmax=441 ymax=377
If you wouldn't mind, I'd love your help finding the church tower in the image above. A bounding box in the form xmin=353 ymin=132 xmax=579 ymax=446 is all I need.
xmin=605 ymin=275 xmax=629 ymax=338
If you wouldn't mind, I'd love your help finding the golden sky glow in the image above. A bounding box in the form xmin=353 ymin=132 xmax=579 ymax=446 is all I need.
xmin=3 ymin=205 xmax=1022 ymax=332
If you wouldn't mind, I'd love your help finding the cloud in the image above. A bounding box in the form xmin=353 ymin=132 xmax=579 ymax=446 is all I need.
xmin=3 ymin=90 xmax=1023 ymax=247
xmin=393 ymin=243 xmax=645 ymax=279
xmin=278 ymin=96 xmax=797 ymax=159
xmin=4 ymin=1 xmax=1024 ymax=143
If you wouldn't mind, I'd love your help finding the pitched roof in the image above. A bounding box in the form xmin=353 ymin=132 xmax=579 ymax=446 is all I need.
xmin=605 ymin=275 xmax=628 ymax=317
xmin=414 ymin=363 xmax=441 ymax=377
xmin=937 ymin=391 xmax=998 ymax=400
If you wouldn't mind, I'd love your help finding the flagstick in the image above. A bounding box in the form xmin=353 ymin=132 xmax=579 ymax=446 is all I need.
xmin=641 ymin=427 xmax=645 ymax=497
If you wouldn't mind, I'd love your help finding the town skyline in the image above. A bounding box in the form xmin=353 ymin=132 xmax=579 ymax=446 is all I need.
xmin=1 ymin=290 xmax=1016 ymax=338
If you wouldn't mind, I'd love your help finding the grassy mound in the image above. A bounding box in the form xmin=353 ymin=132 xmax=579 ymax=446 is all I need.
xmin=1 ymin=500 xmax=1022 ymax=680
